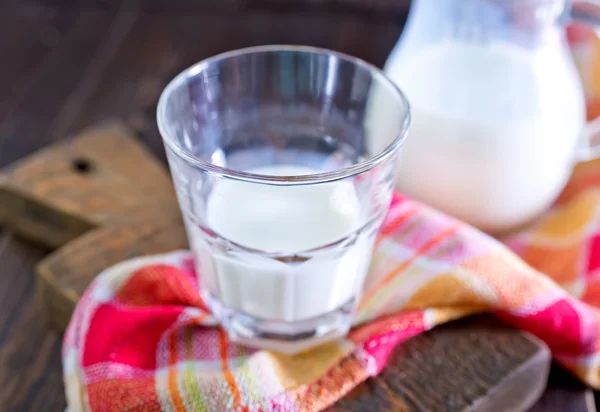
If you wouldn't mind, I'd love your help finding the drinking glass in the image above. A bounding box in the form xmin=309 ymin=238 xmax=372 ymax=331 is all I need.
xmin=157 ymin=45 xmax=410 ymax=353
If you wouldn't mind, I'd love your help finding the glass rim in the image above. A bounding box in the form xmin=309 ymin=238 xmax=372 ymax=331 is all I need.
xmin=157 ymin=45 xmax=411 ymax=185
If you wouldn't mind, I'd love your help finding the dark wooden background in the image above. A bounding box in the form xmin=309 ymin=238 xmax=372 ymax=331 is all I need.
xmin=0 ymin=0 xmax=597 ymax=410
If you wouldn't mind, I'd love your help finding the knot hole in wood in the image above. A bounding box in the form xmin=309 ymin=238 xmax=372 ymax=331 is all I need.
xmin=71 ymin=157 xmax=94 ymax=175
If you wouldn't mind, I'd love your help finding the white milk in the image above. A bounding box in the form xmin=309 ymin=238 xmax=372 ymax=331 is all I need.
xmin=189 ymin=165 xmax=376 ymax=322
xmin=382 ymin=41 xmax=586 ymax=231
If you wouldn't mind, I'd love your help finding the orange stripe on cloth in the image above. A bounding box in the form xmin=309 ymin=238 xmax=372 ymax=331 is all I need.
xmin=218 ymin=328 xmax=243 ymax=408
xmin=168 ymin=331 xmax=186 ymax=411
xmin=380 ymin=207 xmax=419 ymax=238
xmin=374 ymin=207 xmax=420 ymax=250
xmin=289 ymin=352 xmax=370 ymax=411
xmin=359 ymin=225 xmax=460 ymax=311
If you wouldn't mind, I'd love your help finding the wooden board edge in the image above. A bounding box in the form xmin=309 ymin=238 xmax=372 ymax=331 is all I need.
xmin=37 ymin=270 xmax=78 ymax=332
xmin=0 ymin=184 xmax=97 ymax=249
xmin=466 ymin=333 xmax=551 ymax=412
xmin=36 ymin=220 xmax=188 ymax=330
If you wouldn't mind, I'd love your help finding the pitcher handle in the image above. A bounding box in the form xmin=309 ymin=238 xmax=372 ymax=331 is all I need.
xmin=577 ymin=116 xmax=600 ymax=161
xmin=569 ymin=1 xmax=600 ymax=29
xmin=569 ymin=1 xmax=600 ymax=160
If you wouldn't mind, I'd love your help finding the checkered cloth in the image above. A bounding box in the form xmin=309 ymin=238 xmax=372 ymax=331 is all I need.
xmin=63 ymin=26 xmax=600 ymax=411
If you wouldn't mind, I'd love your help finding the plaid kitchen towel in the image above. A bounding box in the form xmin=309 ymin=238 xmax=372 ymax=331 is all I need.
xmin=63 ymin=26 xmax=600 ymax=412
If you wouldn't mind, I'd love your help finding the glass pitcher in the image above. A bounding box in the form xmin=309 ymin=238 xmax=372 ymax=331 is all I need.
xmin=382 ymin=0 xmax=600 ymax=233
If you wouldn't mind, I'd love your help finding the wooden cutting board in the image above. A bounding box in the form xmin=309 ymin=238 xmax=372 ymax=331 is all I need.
xmin=0 ymin=122 xmax=551 ymax=411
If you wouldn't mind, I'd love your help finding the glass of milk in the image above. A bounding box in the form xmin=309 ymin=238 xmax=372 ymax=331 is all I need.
xmin=157 ymin=46 xmax=410 ymax=353
xmin=381 ymin=0 xmax=600 ymax=233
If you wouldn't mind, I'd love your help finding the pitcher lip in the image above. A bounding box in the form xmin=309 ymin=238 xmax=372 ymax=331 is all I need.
xmin=157 ymin=45 xmax=411 ymax=185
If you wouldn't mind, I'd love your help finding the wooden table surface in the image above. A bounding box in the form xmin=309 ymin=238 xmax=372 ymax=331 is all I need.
xmin=0 ymin=1 xmax=597 ymax=411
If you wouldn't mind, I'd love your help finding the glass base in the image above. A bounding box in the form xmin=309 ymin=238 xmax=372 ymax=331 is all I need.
xmin=206 ymin=294 xmax=355 ymax=354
